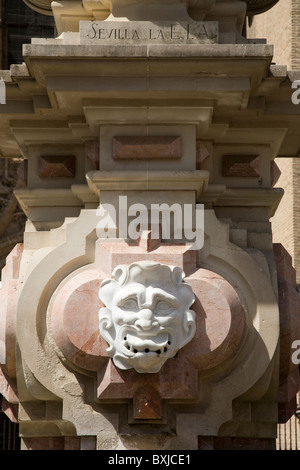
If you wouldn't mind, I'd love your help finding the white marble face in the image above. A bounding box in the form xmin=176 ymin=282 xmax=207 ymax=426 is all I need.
xmin=99 ymin=261 xmax=196 ymax=373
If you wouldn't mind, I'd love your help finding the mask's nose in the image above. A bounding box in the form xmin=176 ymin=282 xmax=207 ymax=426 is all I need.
xmin=135 ymin=308 xmax=158 ymax=330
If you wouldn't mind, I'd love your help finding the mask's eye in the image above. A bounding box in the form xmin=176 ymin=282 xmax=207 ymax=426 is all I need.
xmin=156 ymin=301 xmax=172 ymax=311
xmin=119 ymin=299 xmax=138 ymax=311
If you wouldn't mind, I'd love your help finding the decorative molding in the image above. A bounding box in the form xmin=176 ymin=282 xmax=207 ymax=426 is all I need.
xmin=71 ymin=184 xmax=99 ymax=208
xmin=245 ymin=0 xmax=280 ymax=16
xmin=86 ymin=170 xmax=209 ymax=198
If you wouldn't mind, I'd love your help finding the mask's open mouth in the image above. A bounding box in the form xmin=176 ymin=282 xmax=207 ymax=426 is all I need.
xmin=123 ymin=332 xmax=171 ymax=355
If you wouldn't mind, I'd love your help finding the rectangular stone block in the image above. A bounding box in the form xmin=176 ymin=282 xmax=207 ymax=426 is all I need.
xmin=222 ymin=155 xmax=260 ymax=177
xmin=80 ymin=21 xmax=218 ymax=45
xmin=38 ymin=156 xmax=76 ymax=178
xmin=113 ymin=136 xmax=182 ymax=160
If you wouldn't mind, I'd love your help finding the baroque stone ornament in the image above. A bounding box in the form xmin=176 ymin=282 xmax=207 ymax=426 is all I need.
xmin=99 ymin=261 xmax=196 ymax=373
xmin=22 ymin=0 xmax=281 ymax=17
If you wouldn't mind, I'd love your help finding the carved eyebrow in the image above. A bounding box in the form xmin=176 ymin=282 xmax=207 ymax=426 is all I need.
xmin=142 ymin=289 xmax=179 ymax=308
xmin=114 ymin=286 xmax=142 ymax=306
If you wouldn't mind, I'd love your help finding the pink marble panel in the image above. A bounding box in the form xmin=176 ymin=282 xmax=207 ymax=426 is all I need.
xmin=184 ymin=268 xmax=245 ymax=370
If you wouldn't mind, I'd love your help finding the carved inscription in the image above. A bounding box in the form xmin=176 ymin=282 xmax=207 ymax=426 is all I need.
xmin=80 ymin=21 xmax=218 ymax=45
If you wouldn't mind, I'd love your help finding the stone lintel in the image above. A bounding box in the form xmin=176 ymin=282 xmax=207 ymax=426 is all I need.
xmin=71 ymin=184 xmax=99 ymax=208
xmin=14 ymin=188 xmax=83 ymax=217
xmin=22 ymin=43 xmax=274 ymax=59
xmin=86 ymin=170 xmax=209 ymax=198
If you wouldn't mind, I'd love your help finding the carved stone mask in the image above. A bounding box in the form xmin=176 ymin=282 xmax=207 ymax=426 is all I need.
xmin=99 ymin=261 xmax=196 ymax=373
